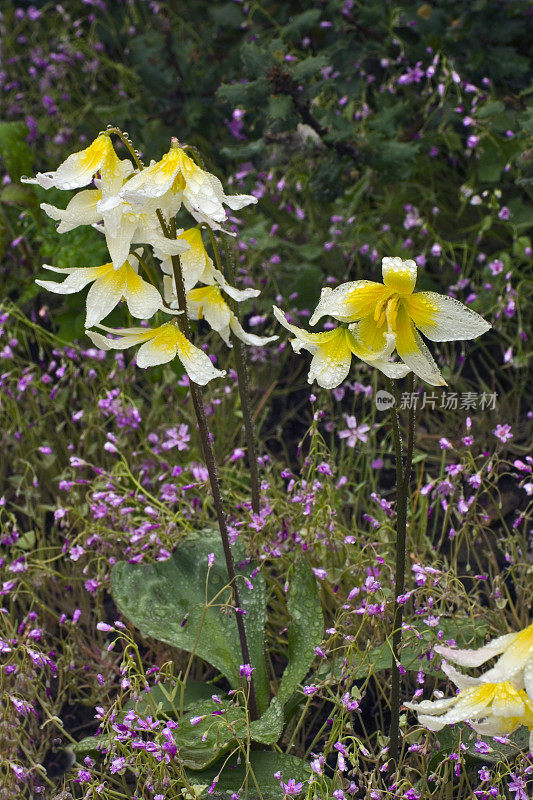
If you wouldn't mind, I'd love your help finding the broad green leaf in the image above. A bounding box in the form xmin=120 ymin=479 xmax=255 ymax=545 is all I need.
xmin=277 ymin=558 xmax=323 ymax=706
xmin=111 ymin=533 xmax=269 ymax=714
xmin=292 ymin=56 xmax=329 ymax=82
xmin=283 ymin=9 xmax=321 ymax=37
xmin=176 ymin=699 xmax=248 ymax=770
xmin=188 ymin=750 xmax=313 ymax=799
xmin=267 ymin=94 xmax=294 ymax=121
xmin=249 ymin=697 xmax=284 ymax=745
xmin=241 ymin=42 xmax=271 ymax=78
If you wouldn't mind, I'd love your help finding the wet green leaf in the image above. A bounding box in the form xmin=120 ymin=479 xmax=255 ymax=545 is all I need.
xmin=277 ymin=558 xmax=323 ymax=706
xmin=111 ymin=533 xmax=269 ymax=714
xmin=187 ymin=750 xmax=313 ymax=798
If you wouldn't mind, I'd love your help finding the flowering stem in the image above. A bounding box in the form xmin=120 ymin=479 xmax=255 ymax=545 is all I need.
xmin=156 ymin=209 xmax=259 ymax=722
xmin=105 ymin=126 xmax=145 ymax=170
xmin=388 ymin=372 xmax=416 ymax=765
xmin=203 ymin=225 xmax=261 ymax=516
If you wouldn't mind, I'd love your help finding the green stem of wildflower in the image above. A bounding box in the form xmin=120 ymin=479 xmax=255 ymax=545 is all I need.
xmin=105 ymin=126 xmax=144 ymax=170
xmin=202 ymin=225 xmax=261 ymax=515
xmin=155 ymin=209 xmax=260 ymax=722
xmin=388 ymin=371 xmax=416 ymax=765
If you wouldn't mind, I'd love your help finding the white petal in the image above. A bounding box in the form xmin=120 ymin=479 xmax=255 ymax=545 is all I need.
xmin=22 ymin=173 xmax=56 ymax=189
xmin=441 ymin=661 xmax=483 ymax=691
xmin=310 ymin=281 xmax=386 ymax=326
xmin=230 ymin=317 xmax=278 ymax=347
xmin=122 ymin=273 xmax=164 ymax=321
xmin=85 ymin=329 xmax=151 ymax=351
xmin=273 ymin=306 xmax=319 ymax=353
xmin=408 ymin=293 xmax=491 ymax=342
xmin=174 ymin=335 xmax=226 ymax=385
xmin=85 ymin=276 xmax=123 ymax=328
xmin=372 ymin=360 xmax=411 ymax=379
xmin=405 ymin=697 xmax=457 ymax=715
xmin=36 ymin=264 xmax=106 ymax=295
xmin=146 ymin=231 xmax=191 ymax=258
xmin=416 ymin=714 xmax=447 ymax=731
xmin=41 ymin=190 xmax=102 ymax=233
xmin=435 ymin=632 xmax=519 ymax=668
xmin=104 ymin=214 xmax=139 ymax=270
xmin=222 ymin=284 xmax=260 ymax=302
xmin=136 ymin=337 xmax=178 ymax=368
xmin=182 ymin=199 xmax=237 ymax=234
xmin=308 ymin=337 xmax=352 ymax=389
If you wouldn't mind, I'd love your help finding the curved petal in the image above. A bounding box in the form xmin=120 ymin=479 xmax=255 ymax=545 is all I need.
xmin=404 ymin=697 xmax=458 ymax=715
xmin=104 ymin=213 xmax=139 ymax=270
xmin=41 ymin=190 xmax=102 ymax=233
xmin=230 ymin=317 xmax=278 ymax=347
xmin=206 ymin=171 xmax=257 ymax=211
xmin=435 ymin=631 xmax=519 ymax=668
xmin=382 ymin=257 xmax=417 ymax=295
xmin=182 ymin=199 xmax=237 ymax=234
xmin=222 ymin=283 xmax=260 ymax=302
xmin=416 ymin=714 xmax=448 ymax=732
xmin=85 ymin=328 xmax=152 ymax=351
xmin=395 ymin=304 xmax=446 ymax=386
xmin=273 ymin=306 xmax=337 ymax=354
xmin=490 ymin=686 xmax=525 ymax=719
xmin=187 ymin=286 xmax=229 ymax=326
xmin=481 ymin=630 xmax=533 ymax=687
xmin=121 ymin=265 xmax=164 ymax=321
xmin=174 ymin=331 xmax=226 ymax=384
xmin=373 ymin=361 xmax=411 ymax=379
xmin=85 ymin=271 xmax=124 ymax=328
xmin=407 ymin=292 xmax=491 ymax=342
xmin=441 ymin=661 xmax=484 ymax=691
xmin=308 ymin=330 xmax=352 ymax=389
xmin=309 ymin=282 xmax=387 ymax=326
xmin=136 ymin=325 xmax=181 ymax=368
xmin=36 ymin=263 xmax=109 ymax=295
xmin=121 ymin=150 xmax=181 ymax=200
xmin=470 ymin=718 xmax=517 ymax=737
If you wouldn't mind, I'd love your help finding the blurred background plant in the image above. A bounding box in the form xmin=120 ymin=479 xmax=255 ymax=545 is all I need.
xmin=0 ymin=1 xmax=532 ymax=798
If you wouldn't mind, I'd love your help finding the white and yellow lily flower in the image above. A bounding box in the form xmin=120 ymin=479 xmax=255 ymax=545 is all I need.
xmin=22 ymin=133 xmax=132 ymax=196
xmin=405 ymin=676 xmax=533 ymax=752
xmin=309 ymin=257 xmax=491 ymax=386
xmin=273 ymin=307 xmax=410 ymax=389
xmin=36 ymin=258 xmax=165 ymax=328
xmin=435 ymin=621 xmax=533 ymax=698
xmin=121 ymin=141 xmax=257 ymax=224
xmin=86 ymin=322 xmax=225 ymax=382
xmin=184 ymin=285 xmax=277 ymax=348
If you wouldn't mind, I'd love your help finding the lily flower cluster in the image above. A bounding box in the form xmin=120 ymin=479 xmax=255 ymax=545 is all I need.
xmin=406 ymin=621 xmax=533 ymax=751
xmin=24 ymin=131 xmax=275 ymax=383
xmin=274 ymin=257 xmax=490 ymax=388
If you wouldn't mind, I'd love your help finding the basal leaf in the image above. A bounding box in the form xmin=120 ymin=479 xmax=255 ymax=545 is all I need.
xmin=249 ymin=697 xmax=284 ymax=745
xmin=111 ymin=533 xmax=269 ymax=714
xmin=277 ymin=558 xmax=323 ymax=706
